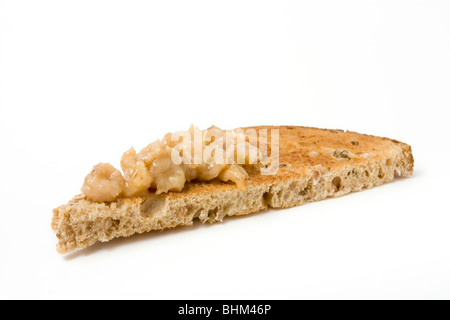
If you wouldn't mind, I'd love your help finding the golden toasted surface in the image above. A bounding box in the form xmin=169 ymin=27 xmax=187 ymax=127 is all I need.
xmin=166 ymin=125 xmax=412 ymax=197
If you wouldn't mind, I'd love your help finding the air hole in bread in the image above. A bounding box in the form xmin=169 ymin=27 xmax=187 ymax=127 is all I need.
xmin=276 ymin=190 xmax=283 ymax=199
xmin=300 ymin=184 xmax=311 ymax=197
xmin=332 ymin=176 xmax=342 ymax=191
xmin=103 ymin=218 xmax=120 ymax=231
xmin=140 ymin=196 xmax=166 ymax=217
xmin=289 ymin=182 xmax=298 ymax=190
xmin=208 ymin=207 xmax=218 ymax=219
xmin=262 ymin=191 xmax=274 ymax=206
xmin=192 ymin=208 xmax=202 ymax=218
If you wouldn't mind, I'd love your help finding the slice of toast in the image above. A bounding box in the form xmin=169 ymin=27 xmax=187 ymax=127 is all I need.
xmin=52 ymin=126 xmax=414 ymax=254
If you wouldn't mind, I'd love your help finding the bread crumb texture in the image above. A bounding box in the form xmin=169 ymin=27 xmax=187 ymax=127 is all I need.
xmin=52 ymin=126 xmax=414 ymax=254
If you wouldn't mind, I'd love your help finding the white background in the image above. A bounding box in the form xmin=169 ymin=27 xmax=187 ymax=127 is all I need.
xmin=1 ymin=0 xmax=449 ymax=300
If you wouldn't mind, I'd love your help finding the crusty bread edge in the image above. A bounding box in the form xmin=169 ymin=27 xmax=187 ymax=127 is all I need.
xmin=52 ymin=136 xmax=413 ymax=255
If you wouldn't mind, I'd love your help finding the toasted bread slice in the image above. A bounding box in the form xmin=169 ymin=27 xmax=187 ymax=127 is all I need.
xmin=52 ymin=126 xmax=414 ymax=254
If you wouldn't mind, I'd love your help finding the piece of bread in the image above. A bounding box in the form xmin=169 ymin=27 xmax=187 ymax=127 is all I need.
xmin=52 ymin=126 xmax=414 ymax=254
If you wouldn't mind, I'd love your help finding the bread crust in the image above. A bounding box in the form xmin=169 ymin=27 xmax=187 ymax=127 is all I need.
xmin=52 ymin=126 xmax=414 ymax=254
